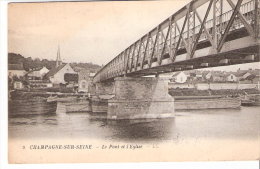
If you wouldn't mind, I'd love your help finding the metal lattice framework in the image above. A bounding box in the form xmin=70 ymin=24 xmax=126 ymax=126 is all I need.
xmin=94 ymin=0 xmax=260 ymax=83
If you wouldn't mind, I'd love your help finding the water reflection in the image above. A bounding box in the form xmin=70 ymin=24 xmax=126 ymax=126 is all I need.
xmin=8 ymin=101 xmax=260 ymax=142
xmin=91 ymin=118 xmax=176 ymax=142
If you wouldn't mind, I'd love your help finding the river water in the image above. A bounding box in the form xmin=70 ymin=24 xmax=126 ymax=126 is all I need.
xmin=8 ymin=101 xmax=260 ymax=143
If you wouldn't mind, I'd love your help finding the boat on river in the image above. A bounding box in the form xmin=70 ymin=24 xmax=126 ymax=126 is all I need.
xmin=247 ymin=94 xmax=260 ymax=106
xmin=241 ymin=98 xmax=255 ymax=106
xmin=47 ymin=96 xmax=78 ymax=103
xmin=239 ymin=94 xmax=260 ymax=106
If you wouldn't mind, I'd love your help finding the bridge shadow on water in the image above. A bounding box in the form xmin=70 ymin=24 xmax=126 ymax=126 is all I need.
xmin=89 ymin=117 xmax=177 ymax=143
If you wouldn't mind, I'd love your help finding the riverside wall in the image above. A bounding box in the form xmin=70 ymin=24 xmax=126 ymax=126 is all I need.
xmin=169 ymin=82 xmax=260 ymax=90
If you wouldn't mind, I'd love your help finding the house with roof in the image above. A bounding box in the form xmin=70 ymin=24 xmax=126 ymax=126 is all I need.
xmin=78 ymin=69 xmax=91 ymax=93
xmin=201 ymin=71 xmax=210 ymax=81
xmin=243 ymin=74 xmax=258 ymax=83
xmin=249 ymin=69 xmax=260 ymax=84
xmin=213 ymin=72 xmax=227 ymax=82
xmin=232 ymin=69 xmax=259 ymax=83
xmin=203 ymin=71 xmax=213 ymax=81
xmin=226 ymin=73 xmax=238 ymax=82
xmin=13 ymin=80 xmax=24 ymax=89
xmin=204 ymin=71 xmax=227 ymax=82
xmin=44 ymin=47 xmax=77 ymax=85
xmin=188 ymin=70 xmax=204 ymax=82
xmin=77 ymin=69 xmax=96 ymax=93
xmin=8 ymin=63 xmax=26 ymax=78
xmin=170 ymin=72 xmax=188 ymax=83
xmin=238 ymin=69 xmax=260 ymax=84
xmin=26 ymin=66 xmax=49 ymax=80
xmin=236 ymin=71 xmax=251 ymax=81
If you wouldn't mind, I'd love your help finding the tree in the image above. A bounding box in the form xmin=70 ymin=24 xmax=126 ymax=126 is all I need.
xmin=8 ymin=53 xmax=101 ymax=73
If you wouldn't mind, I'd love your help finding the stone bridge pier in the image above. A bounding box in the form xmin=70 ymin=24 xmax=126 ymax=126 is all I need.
xmin=93 ymin=77 xmax=175 ymax=120
xmin=95 ymin=81 xmax=115 ymax=95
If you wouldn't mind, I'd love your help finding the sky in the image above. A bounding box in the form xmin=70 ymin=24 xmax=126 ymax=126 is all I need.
xmin=8 ymin=0 xmax=259 ymax=70
xmin=8 ymin=1 xmax=188 ymax=65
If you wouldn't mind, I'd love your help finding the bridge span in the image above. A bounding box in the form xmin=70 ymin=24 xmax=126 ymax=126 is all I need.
xmin=94 ymin=0 xmax=259 ymax=83
xmin=91 ymin=0 xmax=260 ymax=120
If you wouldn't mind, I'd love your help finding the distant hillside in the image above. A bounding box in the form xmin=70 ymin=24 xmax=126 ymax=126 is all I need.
xmin=8 ymin=53 xmax=56 ymax=71
xmin=8 ymin=53 xmax=101 ymax=73
xmin=8 ymin=53 xmax=24 ymax=64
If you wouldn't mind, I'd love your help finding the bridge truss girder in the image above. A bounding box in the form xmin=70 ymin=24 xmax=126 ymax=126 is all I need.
xmin=94 ymin=0 xmax=260 ymax=83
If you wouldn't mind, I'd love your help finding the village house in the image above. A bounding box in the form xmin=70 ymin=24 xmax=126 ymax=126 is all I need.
xmin=226 ymin=73 xmax=238 ymax=82
xmin=170 ymin=72 xmax=188 ymax=83
xmin=203 ymin=71 xmax=213 ymax=81
xmin=239 ymin=70 xmax=260 ymax=84
xmin=188 ymin=70 xmax=204 ymax=82
xmin=250 ymin=70 xmax=260 ymax=84
xmin=76 ymin=67 xmax=96 ymax=93
xmin=236 ymin=71 xmax=252 ymax=81
xmin=13 ymin=80 xmax=23 ymax=89
xmin=203 ymin=71 xmax=227 ymax=82
xmin=8 ymin=63 xmax=26 ymax=78
xmin=78 ymin=69 xmax=91 ymax=93
xmin=244 ymin=74 xmax=259 ymax=83
xmin=26 ymin=66 xmax=49 ymax=80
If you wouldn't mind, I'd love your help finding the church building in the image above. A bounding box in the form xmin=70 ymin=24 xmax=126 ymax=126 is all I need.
xmin=45 ymin=46 xmax=77 ymax=85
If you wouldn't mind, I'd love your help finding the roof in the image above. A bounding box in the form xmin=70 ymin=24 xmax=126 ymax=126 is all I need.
xmin=233 ymin=71 xmax=248 ymax=77
xmin=207 ymin=71 xmax=226 ymax=77
xmin=27 ymin=67 xmax=48 ymax=74
xmin=245 ymin=74 xmax=257 ymax=80
xmin=8 ymin=64 xmax=24 ymax=70
xmin=172 ymin=72 xmax=185 ymax=77
xmin=45 ymin=64 xmax=66 ymax=78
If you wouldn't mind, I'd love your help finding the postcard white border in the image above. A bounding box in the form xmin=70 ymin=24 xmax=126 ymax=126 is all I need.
xmin=0 ymin=0 xmax=259 ymax=168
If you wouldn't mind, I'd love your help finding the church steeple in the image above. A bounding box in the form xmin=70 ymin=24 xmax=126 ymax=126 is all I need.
xmin=56 ymin=45 xmax=62 ymax=67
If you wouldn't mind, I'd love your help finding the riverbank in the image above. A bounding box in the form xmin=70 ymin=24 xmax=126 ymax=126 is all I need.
xmin=168 ymin=88 xmax=260 ymax=97
xmin=9 ymin=88 xmax=87 ymax=100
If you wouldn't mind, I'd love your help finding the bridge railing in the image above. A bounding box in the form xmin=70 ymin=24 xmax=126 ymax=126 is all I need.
xmin=94 ymin=0 xmax=259 ymax=83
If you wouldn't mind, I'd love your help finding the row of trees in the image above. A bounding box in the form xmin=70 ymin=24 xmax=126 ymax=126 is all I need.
xmin=8 ymin=53 xmax=56 ymax=71
xmin=8 ymin=53 xmax=101 ymax=72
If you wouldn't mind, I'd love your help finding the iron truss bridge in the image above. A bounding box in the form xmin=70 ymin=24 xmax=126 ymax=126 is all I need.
xmin=94 ymin=0 xmax=260 ymax=83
